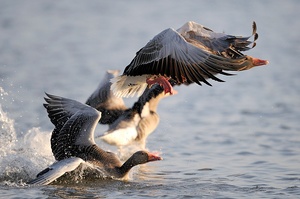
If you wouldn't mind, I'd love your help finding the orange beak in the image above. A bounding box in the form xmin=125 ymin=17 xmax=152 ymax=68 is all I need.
xmin=148 ymin=152 xmax=163 ymax=161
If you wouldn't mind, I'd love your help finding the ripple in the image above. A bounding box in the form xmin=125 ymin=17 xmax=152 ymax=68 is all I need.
xmin=280 ymin=177 xmax=300 ymax=181
xmin=280 ymin=124 xmax=291 ymax=130
xmin=251 ymin=160 xmax=268 ymax=165
xmin=228 ymin=173 xmax=256 ymax=179
xmin=283 ymin=186 xmax=300 ymax=195
xmin=279 ymin=149 xmax=298 ymax=156
xmin=278 ymin=173 xmax=300 ymax=182
xmin=236 ymin=151 xmax=255 ymax=156
xmin=259 ymin=144 xmax=272 ymax=149
xmin=197 ymin=168 xmax=213 ymax=171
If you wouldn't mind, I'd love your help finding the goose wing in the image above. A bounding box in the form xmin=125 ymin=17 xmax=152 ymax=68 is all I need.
xmin=86 ymin=70 xmax=127 ymax=124
xmin=44 ymin=93 xmax=101 ymax=160
xmin=44 ymin=93 xmax=95 ymax=131
xmin=28 ymin=157 xmax=84 ymax=185
xmin=177 ymin=21 xmax=258 ymax=57
xmin=123 ymin=21 xmax=259 ymax=86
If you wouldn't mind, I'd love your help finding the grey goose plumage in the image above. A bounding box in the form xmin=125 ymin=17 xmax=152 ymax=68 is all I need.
xmin=86 ymin=70 xmax=174 ymax=149
xmin=100 ymin=82 xmax=173 ymax=149
xmin=86 ymin=70 xmax=127 ymax=125
xmin=28 ymin=93 xmax=162 ymax=185
xmin=111 ymin=21 xmax=269 ymax=98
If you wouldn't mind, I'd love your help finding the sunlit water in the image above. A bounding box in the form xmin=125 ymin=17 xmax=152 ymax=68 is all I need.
xmin=1 ymin=0 xmax=300 ymax=198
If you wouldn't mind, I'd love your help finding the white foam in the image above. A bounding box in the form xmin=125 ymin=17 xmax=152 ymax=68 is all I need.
xmin=0 ymin=87 xmax=54 ymax=185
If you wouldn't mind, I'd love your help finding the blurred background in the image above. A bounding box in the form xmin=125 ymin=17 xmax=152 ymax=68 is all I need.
xmin=0 ymin=0 xmax=299 ymax=198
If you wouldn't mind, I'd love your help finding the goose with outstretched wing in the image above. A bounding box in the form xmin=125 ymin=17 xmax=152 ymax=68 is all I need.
xmin=28 ymin=93 xmax=162 ymax=185
xmin=111 ymin=21 xmax=269 ymax=98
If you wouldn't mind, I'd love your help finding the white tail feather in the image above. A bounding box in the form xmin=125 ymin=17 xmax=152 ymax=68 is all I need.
xmin=110 ymin=75 xmax=148 ymax=98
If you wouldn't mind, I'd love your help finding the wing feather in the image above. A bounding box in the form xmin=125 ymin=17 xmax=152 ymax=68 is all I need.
xmin=123 ymin=22 xmax=259 ymax=86
xmin=85 ymin=70 xmax=127 ymax=124
xmin=44 ymin=93 xmax=101 ymax=160
xmin=28 ymin=157 xmax=84 ymax=185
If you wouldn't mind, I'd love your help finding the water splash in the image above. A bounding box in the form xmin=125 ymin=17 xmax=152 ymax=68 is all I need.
xmin=0 ymin=105 xmax=16 ymax=157
xmin=0 ymin=87 xmax=54 ymax=185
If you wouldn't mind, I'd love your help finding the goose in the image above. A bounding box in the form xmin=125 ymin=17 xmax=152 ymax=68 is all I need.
xmin=28 ymin=93 xmax=162 ymax=185
xmin=111 ymin=21 xmax=269 ymax=98
xmin=99 ymin=82 xmax=173 ymax=150
xmin=86 ymin=70 xmax=174 ymax=149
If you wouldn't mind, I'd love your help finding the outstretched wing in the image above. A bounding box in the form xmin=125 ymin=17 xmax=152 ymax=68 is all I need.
xmin=86 ymin=70 xmax=127 ymax=124
xmin=44 ymin=93 xmax=101 ymax=160
xmin=28 ymin=157 xmax=84 ymax=185
xmin=44 ymin=93 xmax=93 ymax=131
xmin=123 ymin=22 xmax=258 ymax=86
xmin=178 ymin=21 xmax=258 ymax=58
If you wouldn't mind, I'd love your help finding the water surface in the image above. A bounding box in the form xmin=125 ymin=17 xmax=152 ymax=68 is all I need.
xmin=0 ymin=0 xmax=299 ymax=198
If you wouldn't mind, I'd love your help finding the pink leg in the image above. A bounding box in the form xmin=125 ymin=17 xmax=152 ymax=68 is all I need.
xmin=146 ymin=76 xmax=177 ymax=95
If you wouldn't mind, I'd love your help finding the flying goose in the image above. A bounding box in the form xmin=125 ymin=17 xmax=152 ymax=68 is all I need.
xmin=111 ymin=21 xmax=269 ymax=98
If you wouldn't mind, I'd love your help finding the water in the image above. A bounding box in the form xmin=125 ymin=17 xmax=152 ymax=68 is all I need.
xmin=0 ymin=0 xmax=299 ymax=198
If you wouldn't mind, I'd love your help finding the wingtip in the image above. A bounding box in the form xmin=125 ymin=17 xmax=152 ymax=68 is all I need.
xmin=44 ymin=92 xmax=51 ymax=98
xmin=43 ymin=103 xmax=48 ymax=109
xmin=252 ymin=21 xmax=257 ymax=35
xmin=44 ymin=97 xmax=51 ymax=103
